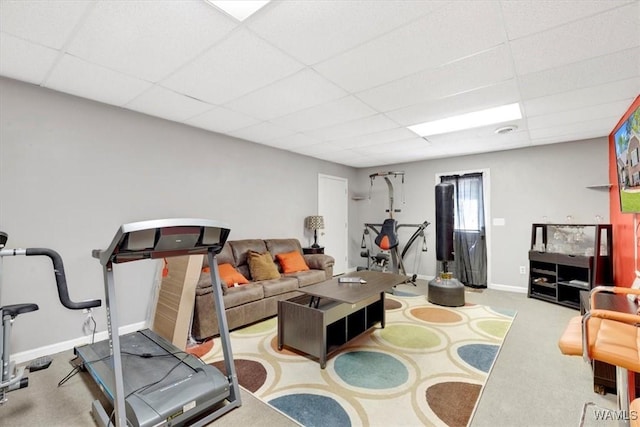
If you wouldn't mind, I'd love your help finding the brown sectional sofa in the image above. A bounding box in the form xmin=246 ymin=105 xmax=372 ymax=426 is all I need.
xmin=191 ymin=238 xmax=335 ymax=340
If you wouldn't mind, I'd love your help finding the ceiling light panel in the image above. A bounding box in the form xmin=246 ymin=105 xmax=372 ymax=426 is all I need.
xmin=206 ymin=1 xmax=270 ymax=21
xmin=408 ymin=103 xmax=522 ymax=137
xmin=247 ymin=0 xmax=442 ymax=65
xmin=314 ymin=0 xmax=505 ymax=93
xmin=224 ymin=69 xmax=346 ymax=121
xmin=45 ymin=54 xmax=152 ymax=107
xmin=0 ymin=33 xmax=59 ymax=84
xmin=66 ymin=1 xmax=237 ymax=82
xmin=161 ymin=29 xmax=304 ymax=105
xmin=0 ymin=0 xmax=91 ymax=49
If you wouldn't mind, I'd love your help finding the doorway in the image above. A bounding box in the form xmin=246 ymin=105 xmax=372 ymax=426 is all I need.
xmin=437 ymin=169 xmax=491 ymax=288
xmin=318 ymin=174 xmax=348 ymax=275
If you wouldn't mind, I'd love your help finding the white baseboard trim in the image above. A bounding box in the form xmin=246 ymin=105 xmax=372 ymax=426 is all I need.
xmin=488 ymin=283 xmax=528 ymax=294
xmin=11 ymin=321 xmax=148 ymax=365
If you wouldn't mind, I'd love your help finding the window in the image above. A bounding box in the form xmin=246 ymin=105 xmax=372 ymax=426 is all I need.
xmin=440 ymin=173 xmax=484 ymax=232
xmin=631 ymin=147 xmax=639 ymax=167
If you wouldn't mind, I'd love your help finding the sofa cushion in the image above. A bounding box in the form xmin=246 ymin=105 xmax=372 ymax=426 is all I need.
xmin=248 ymin=251 xmax=281 ymax=281
xmin=276 ymin=251 xmax=310 ymax=274
xmin=259 ymin=276 xmax=299 ymax=298
xmin=286 ymin=269 xmax=327 ymax=287
xmin=197 ymin=270 xmax=226 ymax=295
xmin=203 ymin=243 xmax=235 ymax=268
xmin=223 ymin=283 xmax=265 ymax=309
xmin=218 ymin=263 xmax=249 ymax=287
xmin=265 ymin=239 xmax=303 ymax=258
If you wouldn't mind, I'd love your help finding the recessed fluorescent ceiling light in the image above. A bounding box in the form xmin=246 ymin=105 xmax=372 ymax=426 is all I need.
xmin=205 ymin=1 xmax=270 ymax=21
xmin=408 ymin=103 xmax=522 ymax=137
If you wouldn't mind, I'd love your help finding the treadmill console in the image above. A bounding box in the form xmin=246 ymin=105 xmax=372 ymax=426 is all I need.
xmin=92 ymin=218 xmax=230 ymax=264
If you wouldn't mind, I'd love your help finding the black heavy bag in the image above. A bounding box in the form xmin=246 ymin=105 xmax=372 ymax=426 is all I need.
xmin=435 ymin=182 xmax=454 ymax=262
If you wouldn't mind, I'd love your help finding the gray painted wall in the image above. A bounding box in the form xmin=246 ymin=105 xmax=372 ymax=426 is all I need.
xmin=351 ymin=139 xmax=611 ymax=289
xmin=1 ymin=76 xmax=609 ymax=355
xmin=0 ymin=77 xmax=356 ymax=353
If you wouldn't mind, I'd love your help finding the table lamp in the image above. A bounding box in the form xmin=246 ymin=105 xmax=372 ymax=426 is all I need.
xmin=305 ymin=215 xmax=324 ymax=248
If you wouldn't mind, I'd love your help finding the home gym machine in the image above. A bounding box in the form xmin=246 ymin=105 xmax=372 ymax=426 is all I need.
xmin=359 ymin=171 xmax=430 ymax=283
xmin=0 ymin=231 xmax=102 ymax=404
xmin=74 ymin=218 xmax=241 ymax=427
xmin=427 ymin=183 xmax=465 ymax=307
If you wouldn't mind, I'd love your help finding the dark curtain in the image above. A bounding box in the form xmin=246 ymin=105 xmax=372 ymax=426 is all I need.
xmin=441 ymin=173 xmax=487 ymax=288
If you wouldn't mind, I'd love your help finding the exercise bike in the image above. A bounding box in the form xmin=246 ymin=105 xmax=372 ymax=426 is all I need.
xmin=0 ymin=231 xmax=101 ymax=404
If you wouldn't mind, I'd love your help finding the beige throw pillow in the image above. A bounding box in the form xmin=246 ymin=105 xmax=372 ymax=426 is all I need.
xmin=248 ymin=251 xmax=281 ymax=281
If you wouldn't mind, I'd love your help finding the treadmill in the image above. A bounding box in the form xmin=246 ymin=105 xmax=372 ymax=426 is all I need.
xmin=75 ymin=218 xmax=241 ymax=427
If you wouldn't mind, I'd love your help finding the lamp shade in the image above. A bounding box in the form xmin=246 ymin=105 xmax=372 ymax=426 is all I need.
xmin=304 ymin=215 xmax=324 ymax=230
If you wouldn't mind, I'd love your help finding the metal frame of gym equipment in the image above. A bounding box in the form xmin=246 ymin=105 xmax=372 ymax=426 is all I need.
xmin=75 ymin=218 xmax=241 ymax=427
xmin=0 ymin=231 xmax=102 ymax=405
xmin=359 ymin=171 xmax=430 ymax=283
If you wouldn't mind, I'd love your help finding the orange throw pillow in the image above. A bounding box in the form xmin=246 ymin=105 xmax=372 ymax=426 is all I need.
xmin=217 ymin=263 xmax=249 ymax=287
xmin=276 ymin=251 xmax=310 ymax=274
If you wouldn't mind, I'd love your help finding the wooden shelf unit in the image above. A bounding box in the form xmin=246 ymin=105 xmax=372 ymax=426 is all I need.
xmin=528 ymin=223 xmax=613 ymax=309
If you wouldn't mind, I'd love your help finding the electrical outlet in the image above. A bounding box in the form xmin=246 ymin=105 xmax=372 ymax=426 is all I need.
xmin=519 ymin=266 xmax=526 ymax=275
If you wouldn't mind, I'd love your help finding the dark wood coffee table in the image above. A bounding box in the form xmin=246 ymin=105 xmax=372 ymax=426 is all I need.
xmin=277 ymin=271 xmax=408 ymax=368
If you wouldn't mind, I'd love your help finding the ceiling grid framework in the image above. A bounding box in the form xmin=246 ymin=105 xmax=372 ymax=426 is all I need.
xmin=0 ymin=0 xmax=638 ymax=168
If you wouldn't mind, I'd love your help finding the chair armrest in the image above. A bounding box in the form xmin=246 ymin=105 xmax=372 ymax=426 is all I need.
xmin=590 ymin=286 xmax=640 ymax=311
xmin=589 ymin=309 xmax=640 ymax=325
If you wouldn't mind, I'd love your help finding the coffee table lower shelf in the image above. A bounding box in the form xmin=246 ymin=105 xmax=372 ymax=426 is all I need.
xmin=277 ymin=292 xmax=384 ymax=369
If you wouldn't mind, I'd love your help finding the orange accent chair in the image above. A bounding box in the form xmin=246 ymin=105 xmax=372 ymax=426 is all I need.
xmin=558 ymin=286 xmax=640 ymax=425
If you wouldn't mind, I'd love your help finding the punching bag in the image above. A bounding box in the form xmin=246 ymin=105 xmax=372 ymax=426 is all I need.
xmin=435 ymin=182 xmax=454 ymax=262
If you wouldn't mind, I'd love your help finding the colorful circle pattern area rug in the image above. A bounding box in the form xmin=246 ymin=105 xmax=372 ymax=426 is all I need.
xmin=204 ymin=295 xmax=516 ymax=427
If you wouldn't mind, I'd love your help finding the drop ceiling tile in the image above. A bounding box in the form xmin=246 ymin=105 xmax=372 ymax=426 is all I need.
xmin=0 ymin=33 xmax=59 ymax=84
xmin=527 ymin=99 xmax=634 ymax=130
xmin=265 ymin=133 xmax=321 ymax=149
xmin=518 ymin=47 xmax=640 ymax=101
xmin=228 ymin=121 xmax=295 ymax=143
xmin=67 ymin=0 xmax=237 ymax=82
xmin=304 ymin=114 xmax=399 ymax=141
xmin=510 ymin=2 xmax=640 ymax=75
xmin=270 ymin=96 xmax=376 ymax=132
xmin=501 ymin=0 xmax=633 ymax=40
xmin=327 ymin=128 xmax=420 ymax=149
xmin=224 ymin=68 xmax=347 ymax=120
xmin=185 ymin=106 xmax=260 ymax=134
xmin=124 ymin=86 xmax=214 ymax=122
xmin=0 ymin=0 xmax=91 ymax=49
xmin=314 ymin=0 xmax=505 ymax=92
xmin=528 ymin=116 xmax=619 ymax=140
xmin=248 ymin=0 xmax=444 ymax=65
xmin=357 ymin=44 xmax=513 ymax=112
xmin=386 ymin=79 xmax=520 ymax=126
xmin=161 ymin=28 xmax=304 ymax=105
xmin=524 ymin=78 xmax=640 ymax=116
xmin=45 ymin=54 xmax=152 ymax=106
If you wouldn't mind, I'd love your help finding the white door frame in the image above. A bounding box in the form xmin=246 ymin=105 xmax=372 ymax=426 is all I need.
xmin=435 ymin=168 xmax=492 ymax=287
xmin=318 ymin=173 xmax=348 ymax=275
